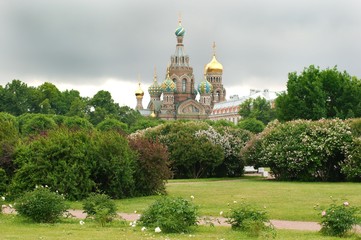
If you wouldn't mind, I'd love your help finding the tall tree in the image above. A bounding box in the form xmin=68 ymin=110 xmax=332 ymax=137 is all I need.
xmin=0 ymin=80 xmax=32 ymax=116
xmin=238 ymin=96 xmax=275 ymax=124
xmin=276 ymin=65 xmax=361 ymax=121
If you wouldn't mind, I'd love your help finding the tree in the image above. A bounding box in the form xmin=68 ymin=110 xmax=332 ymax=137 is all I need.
xmin=0 ymin=80 xmax=32 ymax=116
xmin=276 ymin=65 xmax=361 ymax=121
xmin=239 ymin=97 xmax=275 ymax=124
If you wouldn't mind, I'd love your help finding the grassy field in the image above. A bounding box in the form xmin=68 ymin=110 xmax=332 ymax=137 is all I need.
xmin=1 ymin=214 xmax=358 ymax=240
xmin=4 ymin=177 xmax=361 ymax=239
xmin=66 ymin=177 xmax=361 ymax=222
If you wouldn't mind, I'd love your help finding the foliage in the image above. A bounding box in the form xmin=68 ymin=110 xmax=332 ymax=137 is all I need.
xmin=319 ymin=200 xmax=360 ymax=237
xmin=342 ymin=138 xmax=361 ymax=181
xmin=83 ymin=193 xmax=117 ymax=226
xmin=239 ymin=96 xmax=276 ymax=124
xmin=11 ymin=128 xmax=95 ymax=200
xmin=237 ymin=118 xmax=265 ymax=133
xmin=276 ymin=65 xmax=361 ymax=121
xmin=0 ymin=168 xmax=8 ymax=195
xmin=0 ymin=112 xmax=19 ymax=177
xmin=15 ymin=187 xmax=68 ymax=223
xmin=241 ymin=119 xmax=353 ymax=181
xmin=136 ymin=121 xmax=224 ymax=178
xmin=129 ymin=117 xmax=164 ymax=133
xmin=11 ymin=128 xmax=136 ymax=200
xmin=62 ymin=116 xmax=93 ymax=131
xmin=20 ymin=114 xmax=57 ymax=135
xmin=139 ymin=197 xmax=198 ymax=233
xmin=89 ymin=130 xmax=136 ymax=199
xmin=227 ymin=203 xmax=275 ymax=237
xmin=96 ymin=118 xmax=128 ymax=133
xmin=346 ymin=118 xmax=361 ymax=138
xmin=195 ymin=126 xmax=252 ymax=177
xmin=128 ymin=137 xmax=172 ymax=196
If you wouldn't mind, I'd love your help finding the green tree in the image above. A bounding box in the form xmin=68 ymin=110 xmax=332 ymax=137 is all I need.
xmin=0 ymin=80 xmax=32 ymax=116
xmin=276 ymin=65 xmax=361 ymax=121
xmin=239 ymin=97 xmax=275 ymax=124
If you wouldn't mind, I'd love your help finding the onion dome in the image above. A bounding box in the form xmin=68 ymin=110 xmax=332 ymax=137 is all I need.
xmin=175 ymin=21 xmax=185 ymax=37
xmin=148 ymin=69 xmax=162 ymax=97
xmin=150 ymin=111 xmax=156 ymax=118
xmin=135 ymin=82 xmax=144 ymax=97
xmin=198 ymin=77 xmax=213 ymax=95
xmin=205 ymin=42 xmax=223 ymax=74
xmin=161 ymin=69 xmax=176 ymax=93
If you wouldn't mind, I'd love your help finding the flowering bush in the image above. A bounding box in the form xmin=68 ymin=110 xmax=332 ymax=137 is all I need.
xmin=83 ymin=193 xmax=117 ymax=226
xmin=15 ymin=187 xmax=68 ymax=223
xmin=342 ymin=138 xmax=361 ymax=181
xmin=241 ymin=119 xmax=353 ymax=181
xmin=320 ymin=201 xmax=360 ymax=237
xmin=139 ymin=197 xmax=198 ymax=233
xmin=227 ymin=203 xmax=275 ymax=238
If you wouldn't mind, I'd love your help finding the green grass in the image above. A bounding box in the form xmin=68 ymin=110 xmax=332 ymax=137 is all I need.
xmin=67 ymin=177 xmax=361 ymax=222
xmin=1 ymin=214 xmax=359 ymax=240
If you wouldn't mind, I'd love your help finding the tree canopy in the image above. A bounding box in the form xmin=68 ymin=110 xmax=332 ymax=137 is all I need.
xmin=276 ymin=65 xmax=361 ymax=121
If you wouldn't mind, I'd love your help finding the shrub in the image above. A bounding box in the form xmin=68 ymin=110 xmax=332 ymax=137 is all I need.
xmin=241 ymin=119 xmax=353 ymax=181
xmin=129 ymin=137 xmax=172 ymax=196
xmin=342 ymin=138 xmax=361 ymax=181
xmin=320 ymin=201 xmax=360 ymax=237
xmin=20 ymin=114 xmax=57 ymax=135
xmin=139 ymin=197 xmax=198 ymax=233
xmin=96 ymin=119 xmax=128 ymax=133
xmin=0 ymin=168 xmax=8 ymax=195
xmin=227 ymin=203 xmax=275 ymax=237
xmin=83 ymin=193 xmax=117 ymax=226
xmin=15 ymin=187 xmax=67 ymax=223
xmin=237 ymin=118 xmax=265 ymax=133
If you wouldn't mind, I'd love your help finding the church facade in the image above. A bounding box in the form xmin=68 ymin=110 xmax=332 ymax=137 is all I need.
xmin=135 ymin=20 xmax=226 ymax=120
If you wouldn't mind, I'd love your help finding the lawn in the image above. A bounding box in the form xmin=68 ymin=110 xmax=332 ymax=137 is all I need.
xmin=83 ymin=177 xmax=361 ymax=222
xmin=0 ymin=214 xmax=357 ymax=240
xmin=3 ymin=177 xmax=361 ymax=239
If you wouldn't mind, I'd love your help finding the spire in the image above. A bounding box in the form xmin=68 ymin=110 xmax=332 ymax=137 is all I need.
xmin=153 ymin=66 xmax=157 ymax=82
xmin=212 ymin=42 xmax=216 ymax=56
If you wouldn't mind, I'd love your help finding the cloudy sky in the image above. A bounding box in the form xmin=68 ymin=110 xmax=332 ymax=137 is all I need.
xmin=1 ymin=0 xmax=360 ymax=108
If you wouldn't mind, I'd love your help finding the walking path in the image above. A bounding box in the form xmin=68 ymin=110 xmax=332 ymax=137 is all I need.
xmin=3 ymin=206 xmax=360 ymax=232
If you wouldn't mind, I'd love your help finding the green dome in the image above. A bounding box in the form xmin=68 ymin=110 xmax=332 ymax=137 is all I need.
xmin=148 ymin=81 xmax=162 ymax=97
xmin=175 ymin=25 xmax=185 ymax=37
xmin=161 ymin=72 xmax=176 ymax=93
xmin=198 ymin=78 xmax=213 ymax=94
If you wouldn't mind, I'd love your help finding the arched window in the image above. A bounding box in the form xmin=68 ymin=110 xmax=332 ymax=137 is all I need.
xmin=182 ymin=79 xmax=186 ymax=92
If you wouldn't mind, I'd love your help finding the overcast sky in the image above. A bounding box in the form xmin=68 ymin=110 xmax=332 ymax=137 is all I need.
xmin=1 ymin=0 xmax=360 ymax=108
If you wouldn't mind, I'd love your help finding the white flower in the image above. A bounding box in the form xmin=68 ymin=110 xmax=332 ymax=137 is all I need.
xmin=154 ymin=227 xmax=162 ymax=233
xmin=219 ymin=211 xmax=223 ymax=216
xmin=233 ymin=200 xmax=237 ymax=204
xmin=321 ymin=211 xmax=326 ymax=216
xmin=141 ymin=227 xmax=147 ymax=232
xmin=9 ymin=204 xmax=13 ymax=208
xmin=1 ymin=196 xmax=5 ymax=201
xmin=344 ymin=201 xmax=349 ymax=206
xmin=190 ymin=195 xmax=194 ymax=200
xmin=134 ymin=210 xmax=137 ymax=213
xmin=79 ymin=220 xmax=85 ymax=225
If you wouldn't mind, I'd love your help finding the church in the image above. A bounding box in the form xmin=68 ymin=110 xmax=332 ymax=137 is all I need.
xmin=134 ymin=19 xmax=226 ymax=120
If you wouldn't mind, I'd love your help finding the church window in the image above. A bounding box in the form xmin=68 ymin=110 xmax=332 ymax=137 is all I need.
xmin=182 ymin=79 xmax=186 ymax=92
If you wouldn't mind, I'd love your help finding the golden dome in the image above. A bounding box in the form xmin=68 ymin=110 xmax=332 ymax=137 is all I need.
xmin=205 ymin=55 xmax=223 ymax=74
xmin=135 ymin=82 xmax=144 ymax=96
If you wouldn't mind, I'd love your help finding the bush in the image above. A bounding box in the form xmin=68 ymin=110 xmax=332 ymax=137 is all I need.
xmin=139 ymin=197 xmax=198 ymax=233
xmin=342 ymin=138 xmax=361 ymax=181
xmin=128 ymin=137 xmax=172 ymax=196
xmin=0 ymin=168 xmax=8 ymax=195
xmin=83 ymin=193 xmax=117 ymax=226
xmin=15 ymin=187 xmax=67 ymax=223
xmin=227 ymin=203 xmax=275 ymax=237
xmin=20 ymin=114 xmax=57 ymax=135
xmin=320 ymin=201 xmax=360 ymax=237
xmin=241 ymin=119 xmax=353 ymax=181
xmin=96 ymin=119 xmax=128 ymax=133
xmin=237 ymin=118 xmax=265 ymax=133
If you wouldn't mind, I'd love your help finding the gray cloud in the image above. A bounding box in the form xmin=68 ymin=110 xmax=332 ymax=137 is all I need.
xmin=0 ymin=0 xmax=360 ymax=104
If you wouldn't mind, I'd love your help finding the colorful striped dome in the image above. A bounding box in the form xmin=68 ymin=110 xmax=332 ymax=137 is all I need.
xmin=161 ymin=70 xmax=176 ymax=93
xmin=198 ymin=78 xmax=213 ymax=94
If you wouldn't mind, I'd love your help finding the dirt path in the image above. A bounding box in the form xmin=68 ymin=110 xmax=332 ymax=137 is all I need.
xmin=4 ymin=206 xmax=361 ymax=232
